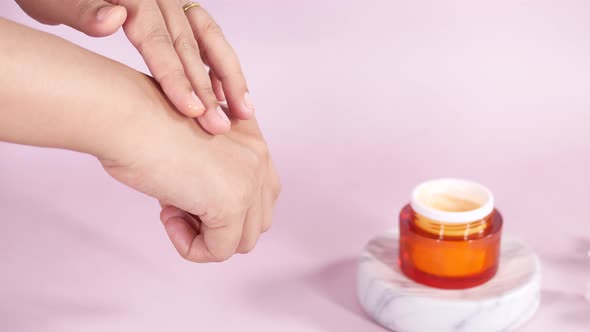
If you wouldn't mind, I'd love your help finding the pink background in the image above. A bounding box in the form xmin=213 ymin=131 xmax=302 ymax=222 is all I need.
xmin=1 ymin=1 xmax=590 ymax=331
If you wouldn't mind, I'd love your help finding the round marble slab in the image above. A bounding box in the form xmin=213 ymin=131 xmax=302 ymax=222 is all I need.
xmin=357 ymin=230 xmax=541 ymax=332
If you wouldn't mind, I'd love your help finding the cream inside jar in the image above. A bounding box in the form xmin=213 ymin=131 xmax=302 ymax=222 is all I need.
xmin=410 ymin=178 xmax=494 ymax=224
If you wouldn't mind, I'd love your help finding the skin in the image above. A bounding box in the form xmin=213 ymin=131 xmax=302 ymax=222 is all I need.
xmin=15 ymin=0 xmax=255 ymax=135
xmin=0 ymin=18 xmax=281 ymax=262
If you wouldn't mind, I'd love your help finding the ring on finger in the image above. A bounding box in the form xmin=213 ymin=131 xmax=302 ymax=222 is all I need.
xmin=182 ymin=2 xmax=201 ymax=12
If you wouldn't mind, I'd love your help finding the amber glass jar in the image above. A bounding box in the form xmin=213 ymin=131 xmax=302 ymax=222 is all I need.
xmin=399 ymin=179 xmax=503 ymax=289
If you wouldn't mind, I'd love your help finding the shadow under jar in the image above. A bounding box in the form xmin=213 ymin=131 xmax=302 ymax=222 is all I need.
xmin=399 ymin=179 xmax=503 ymax=289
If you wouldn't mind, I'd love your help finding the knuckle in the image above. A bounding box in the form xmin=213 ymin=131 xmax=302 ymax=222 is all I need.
xmin=173 ymin=33 xmax=200 ymax=54
xmin=231 ymin=184 xmax=255 ymax=213
xmin=188 ymin=200 xmax=207 ymax=217
xmin=211 ymin=248 xmax=233 ymax=262
xmin=202 ymin=189 xmax=246 ymax=228
xmin=248 ymin=151 xmax=264 ymax=179
xmin=196 ymin=20 xmax=226 ymax=59
xmin=199 ymin=205 xmax=225 ymax=229
xmin=203 ymin=19 xmax=224 ymax=36
xmin=219 ymin=51 xmax=239 ymax=66
xmin=214 ymin=59 xmax=243 ymax=81
xmin=236 ymin=180 xmax=255 ymax=208
xmin=252 ymin=141 xmax=269 ymax=160
xmin=241 ymin=145 xmax=265 ymax=173
xmin=136 ymin=24 xmax=172 ymax=52
xmin=262 ymin=222 xmax=272 ymax=233
xmin=194 ymin=84 xmax=215 ymax=98
xmin=75 ymin=0 xmax=94 ymax=15
xmin=197 ymin=43 xmax=212 ymax=64
xmin=272 ymin=180 xmax=282 ymax=199
xmin=243 ymin=148 xmax=262 ymax=172
xmin=158 ymin=68 xmax=187 ymax=87
xmin=238 ymin=241 xmax=256 ymax=254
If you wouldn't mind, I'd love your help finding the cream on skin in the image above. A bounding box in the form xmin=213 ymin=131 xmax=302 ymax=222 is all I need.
xmin=0 ymin=18 xmax=280 ymax=262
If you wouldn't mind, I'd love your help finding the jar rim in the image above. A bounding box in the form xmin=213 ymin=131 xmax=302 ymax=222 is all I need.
xmin=410 ymin=178 xmax=495 ymax=224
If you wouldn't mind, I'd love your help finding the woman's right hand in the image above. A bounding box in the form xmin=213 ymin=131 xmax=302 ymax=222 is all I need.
xmin=100 ymin=96 xmax=281 ymax=262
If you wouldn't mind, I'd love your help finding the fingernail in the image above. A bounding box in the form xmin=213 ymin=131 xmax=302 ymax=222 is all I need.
xmin=96 ymin=6 xmax=114 ymax=21
xmin=243 ymin=92 xmax=255 ymax=114
xmin=189 ymin=91 xmax=206 ymax=115
xmin=216 ymin=106 xmax=231 ymax=124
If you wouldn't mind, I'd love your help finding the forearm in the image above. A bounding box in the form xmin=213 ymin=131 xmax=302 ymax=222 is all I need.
xmin=0 ymin=18 xmax=163 ymax=159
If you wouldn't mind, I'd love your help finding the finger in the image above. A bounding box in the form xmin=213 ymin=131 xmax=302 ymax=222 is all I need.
xmin=188 ymin=213 xmax=245 ymax=262
xmin=262 ymin=157 xmax=280 ymax=233
xmin=156 ymin=0 xmax=230 ymax=135
xmin=161 ymin=205 xmax=201 ymax=233
xmin=161 ymin=206 xmax=211 ymax=262
xmin=261 ymin=183 xmax=275 ymax=233
xmin=16 ymin=0 xmax=126 ymax=37
xmin=209 ymin=70 xmax=226 ymax=102
xmin=186 ymin=6 xmax=254 ymax=120
xmin=237 ymin=198 xmax=263 ymax=254
xmin=120 ymin=0 xmax=205 ymax=118
xmin=161 ymin=208 xmax=201 ymax=260
xmin=268 ymin=158 xmax=282 ymax=203
xmin=162 ymin=216 xmax=197 ymax=259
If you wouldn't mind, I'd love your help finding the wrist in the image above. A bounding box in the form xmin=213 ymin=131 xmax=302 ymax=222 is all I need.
xmin=0 ymin=19 xmax=156 ymax=160
xmin=83 ymin=72 xmax=165 ymax=163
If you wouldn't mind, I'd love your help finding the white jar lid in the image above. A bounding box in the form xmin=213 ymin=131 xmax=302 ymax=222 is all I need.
xmin=410 ymin=178 xmax=494 ymax=224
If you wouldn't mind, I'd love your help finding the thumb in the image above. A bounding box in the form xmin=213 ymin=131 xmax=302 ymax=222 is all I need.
xmin=16 ymin=0 xmax=127 ymax=37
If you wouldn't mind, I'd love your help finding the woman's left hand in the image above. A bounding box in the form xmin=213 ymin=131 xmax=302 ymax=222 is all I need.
xmin=16 ymin=0 xmax=255 ymax=135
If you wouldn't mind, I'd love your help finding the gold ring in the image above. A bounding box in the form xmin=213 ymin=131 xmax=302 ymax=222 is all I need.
xmin=183 ymin=2 xmax=201 ymax=12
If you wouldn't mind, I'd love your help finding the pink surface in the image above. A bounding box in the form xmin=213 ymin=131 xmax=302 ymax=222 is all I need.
xmin=1 ymin=1 xmax=590 ymax=331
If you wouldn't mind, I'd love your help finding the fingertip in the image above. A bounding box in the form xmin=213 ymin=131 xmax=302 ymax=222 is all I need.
xmin=185 ymin=91 xmax=207 ymax=117
xmin=186 ymin=234 xmax=219 ymax=263
xmin=196 ymin=107 xmax=231 ymax=135
xmin=242 ymin=92 xmax=256 ymax=117
xmin=113 ymin=6 xmax=127 ymax=27
xmin=227 ymin=92 xmax=255 ymax=120
xmin=163 ymin=217 xmax=196 ymax=257
xmin=88 ymin=5 xmax=126 ymax=37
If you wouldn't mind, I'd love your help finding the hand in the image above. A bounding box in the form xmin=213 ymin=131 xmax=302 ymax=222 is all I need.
xmin=0 ymin=18 xmax=277 ymax=262
xmin=101 ymin=97 xmax=280 ymax=262
xmin=16 ymin=0 xmax=254 ymax=134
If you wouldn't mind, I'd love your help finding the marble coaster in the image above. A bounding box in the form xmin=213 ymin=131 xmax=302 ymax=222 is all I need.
xmin=357 ymin=230 xmax=541 ymax=332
